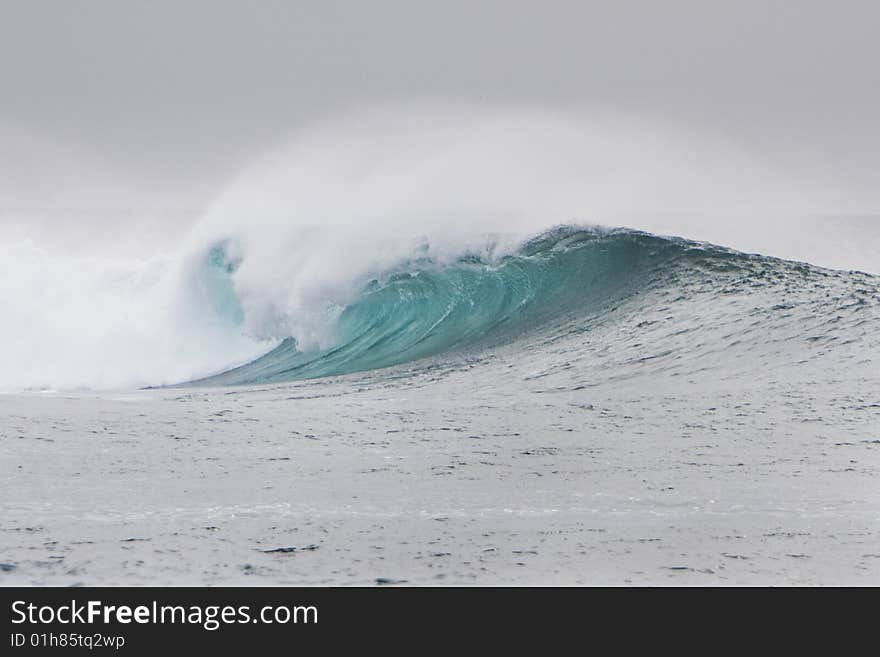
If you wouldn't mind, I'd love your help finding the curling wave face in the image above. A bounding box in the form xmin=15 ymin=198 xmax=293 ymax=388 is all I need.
xmin=188 ymin=226 xmax=880 ymax=386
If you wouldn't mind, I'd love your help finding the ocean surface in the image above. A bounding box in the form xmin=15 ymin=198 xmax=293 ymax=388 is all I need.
xmin=1 ymin=223 xmax=879 ymax=584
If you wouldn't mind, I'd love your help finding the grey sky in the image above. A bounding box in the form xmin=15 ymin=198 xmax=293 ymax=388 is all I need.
xmin=1 ymin=0 xmax=878 ymax=212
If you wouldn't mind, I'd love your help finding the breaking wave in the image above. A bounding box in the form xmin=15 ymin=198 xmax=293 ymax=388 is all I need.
xmin=189 ymin=225 xmax=880 ymax=386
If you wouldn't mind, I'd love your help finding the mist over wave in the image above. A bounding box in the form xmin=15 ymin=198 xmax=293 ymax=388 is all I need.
xmin=1 ymin=106 xmax=877 ymax=391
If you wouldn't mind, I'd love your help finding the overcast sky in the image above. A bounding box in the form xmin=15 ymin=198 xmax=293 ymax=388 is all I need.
xmin=1 ymin=0 xmax=878 ymax=214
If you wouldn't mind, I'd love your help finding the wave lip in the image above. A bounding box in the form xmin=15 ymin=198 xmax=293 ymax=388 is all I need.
xmin=188 ymin=225 xmax=867 ymax=387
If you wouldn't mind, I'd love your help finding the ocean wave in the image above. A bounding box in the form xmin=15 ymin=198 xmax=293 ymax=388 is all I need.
xmin=188 ymin=226 xmax=880 ymax=386
xmin=2 ymin=220 xmax=876 ymax=392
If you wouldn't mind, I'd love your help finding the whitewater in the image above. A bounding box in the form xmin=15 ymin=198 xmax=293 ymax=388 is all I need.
xmin=2 ymin=108 xmax=879 ymax=585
